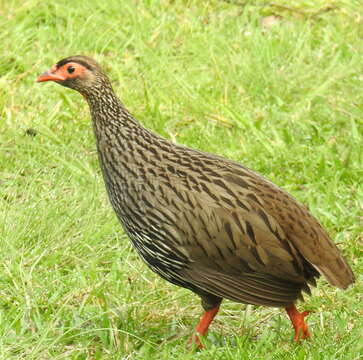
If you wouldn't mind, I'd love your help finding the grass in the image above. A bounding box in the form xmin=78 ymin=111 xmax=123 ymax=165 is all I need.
xmin=0 ymin=0 xmax=362 ymax=358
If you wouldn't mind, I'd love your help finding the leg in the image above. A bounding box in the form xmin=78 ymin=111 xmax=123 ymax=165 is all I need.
xmin=189 ymin=294 xmax=222 ymax=349
xmin=285 ymin=303 xmax=311 ymax=341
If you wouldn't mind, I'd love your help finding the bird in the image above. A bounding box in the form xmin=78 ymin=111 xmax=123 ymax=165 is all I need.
xmin=37 ymin=55 xmax=355 ymax=348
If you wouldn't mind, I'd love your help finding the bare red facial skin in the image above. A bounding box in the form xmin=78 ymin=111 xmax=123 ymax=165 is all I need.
xmin=37 ymin=62 xmax=86 ymax=82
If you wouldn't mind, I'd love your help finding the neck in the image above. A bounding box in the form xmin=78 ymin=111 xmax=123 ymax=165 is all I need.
xmin=82 ymin=81 xmax=169 ymax=218
xmin=83 ymin=82 xmax=158 ymax=153
xmin=85 ymin=84 xmax=131 ymax=126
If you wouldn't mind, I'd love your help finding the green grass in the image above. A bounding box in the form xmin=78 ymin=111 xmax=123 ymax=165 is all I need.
xmin=0 ymin=0 xmax=362 ymax=358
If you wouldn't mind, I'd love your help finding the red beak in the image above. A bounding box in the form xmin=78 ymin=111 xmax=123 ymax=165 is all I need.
xmin=37 ymin=70 xmax=66 ymax=82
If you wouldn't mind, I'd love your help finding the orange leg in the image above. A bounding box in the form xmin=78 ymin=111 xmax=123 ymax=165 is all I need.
xmin=189 ymin=305 xmax=220 ymax=349
xmin=285 ymin=304 xmax=311 ymax=341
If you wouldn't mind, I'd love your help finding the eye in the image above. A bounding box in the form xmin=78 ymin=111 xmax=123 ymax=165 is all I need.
xmin=67 ymin=65 xmax=75 ymax=74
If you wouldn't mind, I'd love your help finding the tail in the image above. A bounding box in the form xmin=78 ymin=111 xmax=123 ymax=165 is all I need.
xmin=312 ymin=257 xmax=355 ymax=290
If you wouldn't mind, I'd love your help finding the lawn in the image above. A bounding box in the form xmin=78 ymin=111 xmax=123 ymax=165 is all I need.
xmin=0 ymin=0 xmax=362 ymax=358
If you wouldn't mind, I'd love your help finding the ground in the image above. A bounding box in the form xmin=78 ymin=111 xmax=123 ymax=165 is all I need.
xmin=0 ymin=0 xmax=362 ymax=359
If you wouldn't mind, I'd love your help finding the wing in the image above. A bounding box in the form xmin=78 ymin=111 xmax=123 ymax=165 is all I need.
xmin=176 ymin=201 xmax=313 ymax=307
xmin=138 ymin=167 xmax=314 ymax=306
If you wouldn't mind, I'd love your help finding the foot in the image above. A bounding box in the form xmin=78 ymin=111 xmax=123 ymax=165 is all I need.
xmin=285 ymin=304 xmax=311 ymax=341
xmin=188 ymin=333 xmax=205 ymax=350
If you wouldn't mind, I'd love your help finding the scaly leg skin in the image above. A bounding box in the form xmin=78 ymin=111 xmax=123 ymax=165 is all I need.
xmin=189 ymin=305 xmax=220 ymax=349
xmin=285 ymin=303 xmax=311 ymax=342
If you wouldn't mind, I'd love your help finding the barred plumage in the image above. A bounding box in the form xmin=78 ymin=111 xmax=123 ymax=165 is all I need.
xmin=38 ymin=55 xmax=355 ymax=347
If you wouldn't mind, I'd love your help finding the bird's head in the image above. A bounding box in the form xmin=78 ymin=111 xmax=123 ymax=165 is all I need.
xmin=37 ymin=55 xmax=108 ymax=95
